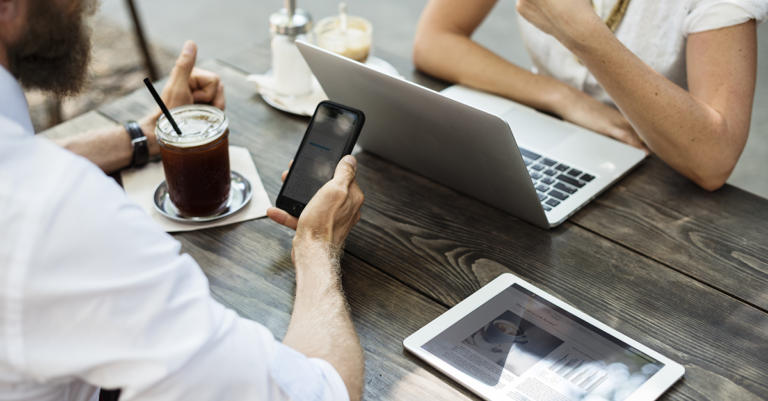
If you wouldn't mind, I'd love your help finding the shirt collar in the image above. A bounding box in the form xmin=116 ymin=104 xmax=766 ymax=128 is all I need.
xmin=0 ymin=65 xmax=34 ymax=135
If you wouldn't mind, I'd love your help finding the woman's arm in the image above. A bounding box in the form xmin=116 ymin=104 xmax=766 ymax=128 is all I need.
xmin=517 ymin=0 xmax=757 ymax=190
xmin=414 ymin=0 xmax=565 ymax=113
xmin=413 ymin=0 xmax=647 ymax=149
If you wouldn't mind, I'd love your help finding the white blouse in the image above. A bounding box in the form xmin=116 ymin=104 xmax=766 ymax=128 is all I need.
xmin=517 ymin=0 xmax=768 ymax=105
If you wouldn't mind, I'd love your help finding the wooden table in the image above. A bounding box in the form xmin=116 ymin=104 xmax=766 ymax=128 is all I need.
xmin=44 ymin=8 xmax=768 ymax=401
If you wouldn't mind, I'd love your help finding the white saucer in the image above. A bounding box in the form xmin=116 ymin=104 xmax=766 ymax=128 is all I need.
xmin=249 ymin=56 xmax=402 ymax=117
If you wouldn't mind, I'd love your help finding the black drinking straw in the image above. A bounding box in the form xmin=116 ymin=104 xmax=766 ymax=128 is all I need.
xmin=143 ymin=78 xmax=183 ymax=136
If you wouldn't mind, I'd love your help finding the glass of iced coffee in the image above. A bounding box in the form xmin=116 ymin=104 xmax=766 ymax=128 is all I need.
xmin=315 ymin=12 xmax=372 ymax=63
xmin=155 ymin=105 xmax=231 ymax=217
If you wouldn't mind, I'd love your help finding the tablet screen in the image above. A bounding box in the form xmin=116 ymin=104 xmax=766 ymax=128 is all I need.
xmin=422 ymin=284 xmax=663 ymax=401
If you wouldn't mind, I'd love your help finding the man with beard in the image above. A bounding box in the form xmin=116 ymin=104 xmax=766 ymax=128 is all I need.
xmin=0 ymin=1 xmax=365 ymax=401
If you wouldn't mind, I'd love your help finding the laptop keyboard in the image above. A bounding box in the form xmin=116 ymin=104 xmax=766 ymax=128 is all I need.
xmin=520 ymin=147 xmax=596 ymax=212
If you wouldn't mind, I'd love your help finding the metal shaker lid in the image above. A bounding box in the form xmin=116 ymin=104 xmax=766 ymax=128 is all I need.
xmin=270 ymin=0 xmax=312 ymax=36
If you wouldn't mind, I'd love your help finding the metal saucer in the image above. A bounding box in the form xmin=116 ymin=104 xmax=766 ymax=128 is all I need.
xmin=153 ymin=171 xmax=253 ymax=223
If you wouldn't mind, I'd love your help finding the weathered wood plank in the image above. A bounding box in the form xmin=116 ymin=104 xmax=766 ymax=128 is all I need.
xmin=220 ymin=45 xmax=768 ymax=311
xmin=570 ymin=157 xmax=768 ymax=309
xmin=44 ymin=64 xmax=475 ymax=400
xmin=348 ymin=152 xmax=768 ymax=401
xmin=31 ymin=109 xmax=479 ymax=400
xmin=96 ymin=61 xmax=768 ymax=400
xmin=178 ymin=220 xmax=478 ymax=401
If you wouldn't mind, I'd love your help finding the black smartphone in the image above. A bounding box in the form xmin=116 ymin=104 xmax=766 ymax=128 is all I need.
xmin=276 ymin=101 xmax=366 ymax=217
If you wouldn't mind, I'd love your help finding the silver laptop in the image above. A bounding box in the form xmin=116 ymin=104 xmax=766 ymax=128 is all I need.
xmin=296 ymin=41 xmax=646 ymax=228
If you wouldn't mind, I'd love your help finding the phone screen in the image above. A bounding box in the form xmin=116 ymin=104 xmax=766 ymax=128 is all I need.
xmin=280 ymin=102 xmax=363 ymax=210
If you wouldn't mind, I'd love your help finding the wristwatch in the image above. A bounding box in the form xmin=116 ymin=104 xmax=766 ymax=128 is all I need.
xmin=125 ymin=120 xmax=149 ymax=168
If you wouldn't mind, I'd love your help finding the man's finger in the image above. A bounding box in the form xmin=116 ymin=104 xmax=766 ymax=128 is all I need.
xmin=281 ymin=170 xmax=288 ymax=182
xmin=267 ymin=207 xmax=298 ymax=230
xmin=169 ymin=41 xmax=197 ymax=83
xmin=213 ymin=83 xmax=226 ymax=110
xmin=189 ymin=67 xmax=219 ymax=87
xmin=332 ymin=155 xmax=357 ymax=187
xmin=192 ymin=85 xmax=218 ymax=104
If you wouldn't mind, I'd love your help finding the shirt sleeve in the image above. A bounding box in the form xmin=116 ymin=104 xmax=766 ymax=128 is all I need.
xmin=17 ymin=152 xmax=349 ymax=401
xmin=685 ymin=0 xmax=768 ymax=35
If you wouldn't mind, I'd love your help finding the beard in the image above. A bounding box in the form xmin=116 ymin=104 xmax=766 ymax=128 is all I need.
xmin=7 ymin=0 xmax=94 ymax=97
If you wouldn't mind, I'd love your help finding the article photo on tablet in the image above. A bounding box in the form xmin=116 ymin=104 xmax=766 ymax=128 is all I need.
xmin=404 ymin=274 xmax=684 ymax=401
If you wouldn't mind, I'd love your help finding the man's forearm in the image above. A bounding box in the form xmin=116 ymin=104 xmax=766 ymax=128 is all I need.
xmin=55 ymin=125 xmax=132 ymax=173
xmin=283 ymin=241 xmax=364 ymax=401
xmin=54 ymin=113 xmax=160 ymax=174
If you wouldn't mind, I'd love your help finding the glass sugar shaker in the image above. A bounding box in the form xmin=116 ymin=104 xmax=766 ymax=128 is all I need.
xmin=270 ymin=0 xmax=313 ymax=96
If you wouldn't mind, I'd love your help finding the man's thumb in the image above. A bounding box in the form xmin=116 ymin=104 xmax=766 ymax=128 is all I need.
xmin=170 ymin=41 xmax=197 ymax=81
xmin=332 ymin=155 xmax=357 ymax=186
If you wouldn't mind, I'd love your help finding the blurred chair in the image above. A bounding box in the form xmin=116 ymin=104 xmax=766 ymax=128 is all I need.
xmin=125 ymin=0 xmax=158 ymax=82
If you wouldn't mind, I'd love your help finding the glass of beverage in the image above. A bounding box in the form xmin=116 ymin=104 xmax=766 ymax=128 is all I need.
xmin=155 ymin=105 xmax=231 ymax=217
xmin=315 ymin=13 xmax=372 ymax=63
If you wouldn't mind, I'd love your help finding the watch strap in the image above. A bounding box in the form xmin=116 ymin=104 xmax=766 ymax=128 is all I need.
xmin=125 ymin=120 xmax=149 ymax=168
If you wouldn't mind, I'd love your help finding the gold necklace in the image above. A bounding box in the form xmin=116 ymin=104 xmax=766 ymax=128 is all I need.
xmin=594 ymin=0 xmax=631 ymax=33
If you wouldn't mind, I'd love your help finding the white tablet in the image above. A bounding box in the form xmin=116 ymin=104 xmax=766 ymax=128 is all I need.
xmin=404 ymin=273 xmax=684 ymax=401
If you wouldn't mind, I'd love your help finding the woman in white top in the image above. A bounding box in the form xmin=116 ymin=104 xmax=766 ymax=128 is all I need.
xmin=414 ymin=0 xmax=767 ymax=190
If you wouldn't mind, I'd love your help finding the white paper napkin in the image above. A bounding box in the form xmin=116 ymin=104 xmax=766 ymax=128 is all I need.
xmin=247 ymin=57 xmax=402 ymax=117
xmin=247 ymin=73 xmax=327 ymax=116
xmin=121 ymin=146 xmax=272 ymax=232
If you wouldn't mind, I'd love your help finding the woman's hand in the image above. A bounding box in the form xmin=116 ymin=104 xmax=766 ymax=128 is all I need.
xmin=554 ymin=88 xmax=649 ymax=152
xmin=516 ymin=0 xmax=602 ymax=47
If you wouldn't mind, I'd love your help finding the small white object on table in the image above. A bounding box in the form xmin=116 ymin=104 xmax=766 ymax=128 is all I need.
xmin=248 ymin=56 xmax=401 ymax=117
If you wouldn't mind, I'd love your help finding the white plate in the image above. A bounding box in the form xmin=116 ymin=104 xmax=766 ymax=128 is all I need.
xmin=251 ymin=56 xmax=402 ymax=117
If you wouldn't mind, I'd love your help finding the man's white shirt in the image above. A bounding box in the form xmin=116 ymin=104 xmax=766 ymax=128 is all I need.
xmin=0 ymin=66 xmax=349 ymax=401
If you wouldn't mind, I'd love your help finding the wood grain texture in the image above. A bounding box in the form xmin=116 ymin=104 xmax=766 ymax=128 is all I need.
xmin=97 ymin=61 xmax=768 ymax=400
xmin=25 ymin=111 xmax=478 ymax=400
xmin=347 ymin=152 xmax=768 ymax=401
xmin=220 ymin=43 xmax=768 ymax=311
xmin=570 ymin=157 xmax=768 ymax=310
xmin=174 ymin=220 xmax=479 ymax=401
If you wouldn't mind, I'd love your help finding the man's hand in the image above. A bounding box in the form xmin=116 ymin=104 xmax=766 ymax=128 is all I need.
xmin=516 ymin=0 xmax=602 ymax=48
xmin=161 ymin=40 xmax=226 ymax=110
xmin=272 ymin=155 xmax=366 ymax=400
xmin=140 ymin=40 xmax=226 ymax=156
xmin=267 ymin=155 xmax=365 ymax=259
xmin=555 ymin=88 xmax=649 ymax=152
